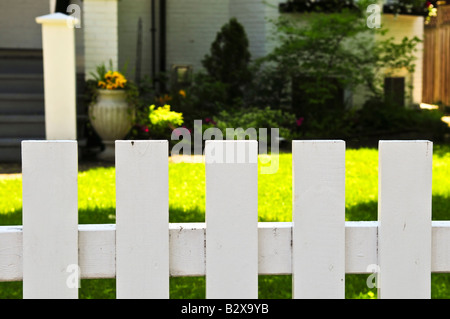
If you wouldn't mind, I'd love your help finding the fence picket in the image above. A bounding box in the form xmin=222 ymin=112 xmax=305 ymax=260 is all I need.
xmin=292 ymin=141 xmax=346 ymax=299
xmin=205 ymin=141 xmax=258 ymax=299
xmin=378 ymin=141 xmax=433 ymax=299
xmin=21 ymin=141 xmax=79 ymax=299
xmin=115 ymin=140 xmax=169 ymax=299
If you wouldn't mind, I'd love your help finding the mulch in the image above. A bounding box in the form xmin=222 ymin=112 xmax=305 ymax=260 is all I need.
xmin=0 ymin=162 xmax=21 ymax=175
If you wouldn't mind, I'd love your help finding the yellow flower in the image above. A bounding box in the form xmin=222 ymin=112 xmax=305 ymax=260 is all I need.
xmin=179 ymin=90 xmax=186 ymax=98
xmin=117 ymin=78 xmax=127 ymax=88
xmin=99 ymin=69 xmax=128 ymax=90
xmin=98 ymin=81 xmax=106 ymax=89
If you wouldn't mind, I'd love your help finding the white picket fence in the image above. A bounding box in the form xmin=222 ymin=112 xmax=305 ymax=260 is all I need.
xmin=0 ymin=139 xmax=447 ymax=299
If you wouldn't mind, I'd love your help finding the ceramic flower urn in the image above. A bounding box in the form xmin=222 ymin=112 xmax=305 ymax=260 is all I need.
xmin=89 ymin=89 xmax=134 ymax=161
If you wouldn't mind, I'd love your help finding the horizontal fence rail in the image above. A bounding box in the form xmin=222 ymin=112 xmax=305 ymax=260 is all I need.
xmin=4 ymin=221 xmax=450 ymax=279
xmin=0 ymin=140 xmax=439 ymax=299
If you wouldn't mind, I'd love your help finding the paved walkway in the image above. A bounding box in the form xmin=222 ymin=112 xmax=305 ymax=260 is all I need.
xmin=443 ymin=116 xmax=450 ymax=127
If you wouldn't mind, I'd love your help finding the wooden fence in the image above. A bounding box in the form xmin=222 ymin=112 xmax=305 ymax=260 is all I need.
xmin=423 ymin=4 xmax=450 ymax=107
xmin=0 ymin=139 xmax=445 ymax=299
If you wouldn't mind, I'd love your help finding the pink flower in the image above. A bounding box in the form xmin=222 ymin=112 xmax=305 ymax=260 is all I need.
xmin=205 ymin=118 xmax=217 ymax=125
xmin=172 ymin=127 xmax=192 ymax=137
xmin=296 ymin=117 xmax=305 ymax=127
xmin=183 ymin=126 xmax=192 ymax=134
xmin=172 ymin=128 xmax=182 ymax=137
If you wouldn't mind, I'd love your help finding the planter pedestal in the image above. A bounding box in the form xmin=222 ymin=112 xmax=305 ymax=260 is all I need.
xmin=98 ymin=141 xmax=116 ymax=161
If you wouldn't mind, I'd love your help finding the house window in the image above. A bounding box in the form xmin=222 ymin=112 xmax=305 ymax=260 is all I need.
xmin=383 ymin=0 xmax=430 ymax=16
xmin=279 ymin=0 xmax=357 ymax=13
xmin=171 ymin=65 xmax=192 ymax=87
xmin=384 ymin=77 xmax=405 ymax=108
xmin=55 ymin=0 xmax=71 ymax=13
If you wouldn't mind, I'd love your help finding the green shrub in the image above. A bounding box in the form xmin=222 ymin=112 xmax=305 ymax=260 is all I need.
xmin=170 ymin=72 xmax=228 ymax=125
xmin=169 ymin=18 xmax=253 ymax=124
xmin=300 ymin=109 xmax=358 ymax=139
xmin=203 ymin=106 xmax=299 ymax=145
xmin=202 ymin=18 xmax=252 ymax=104
xmin=148 ymin=104 xmax=184 ymax=139
xmin=355 ymin=99 xmax=450 ymax=140
xmin=295 ymin=101 xmax=449 ymax=143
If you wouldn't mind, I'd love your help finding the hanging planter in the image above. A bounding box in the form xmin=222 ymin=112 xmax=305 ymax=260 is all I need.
xmin=88 ymin=65 xmax=135 ymax=161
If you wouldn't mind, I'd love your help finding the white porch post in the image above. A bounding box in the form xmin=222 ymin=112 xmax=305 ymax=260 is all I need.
xmin=36 ymin=13 xmax=78 ymax=141
xmin=49 ymin=0 xmax=56 ymax=13
xmin=83 ymin=0 xmax=119 ymax=79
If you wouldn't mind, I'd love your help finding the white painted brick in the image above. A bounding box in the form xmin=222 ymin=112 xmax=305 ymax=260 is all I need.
xmin=166 ymin=0 xmax=230 ymax=72
xmin=117 ymin=0 xmax=152 ymax=80
xmin=83 ymin=0 xmax=119 ymax=79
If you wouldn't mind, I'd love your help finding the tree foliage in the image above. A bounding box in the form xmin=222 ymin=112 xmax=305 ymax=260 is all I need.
xmin=263 ymin=1 xmax=421 ymax=117
xmin=202 ymin=18 xmax=252 ymax=104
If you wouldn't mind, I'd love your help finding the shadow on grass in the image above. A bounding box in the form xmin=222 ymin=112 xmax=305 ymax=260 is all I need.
xmin=432 ymin=194 xmax=450 ymax=221
xmin=433 ymin=144 xmax=450 ymax=158
xmin=3 ymin=273 xmax=450 ymax=299
xmin=0 ymin=207 xmax=207 ymax=226
xmin=79 ymin=207 xmax=116 ymax=225
xmin=78 ymin=207 xmax=206 ymax=225
xmin=169 ymin=207 xmax=205 ymax=223
xmin=1 ymin=193 xmax=450 ymax=299
xmin=0 ymin=208 xmax=22 ymax=226
xmin=346 ymin=201 xmax=378 ymax=221
xmin=345 ymin=194 xmax=450 ymax=222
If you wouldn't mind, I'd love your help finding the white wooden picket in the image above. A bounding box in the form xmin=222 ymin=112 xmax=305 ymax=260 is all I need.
xmin=21 ymin=141 xmax=79 ymax=299
xmin=0 ymin=139 xmax=439 ymax=299
xmin=115 ymin=140 xmax=169 ymax=299
xmin=205 ymin=141 xmax=258 ymax=299
xmin=377 ymin=141 xmax=433 ymax=298
xmin=292 ymin=141 xmax=346 ymax=299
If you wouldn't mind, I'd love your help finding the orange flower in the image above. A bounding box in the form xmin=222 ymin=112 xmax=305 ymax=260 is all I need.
xmin=157 ymin=94 xmax=172 ymax=105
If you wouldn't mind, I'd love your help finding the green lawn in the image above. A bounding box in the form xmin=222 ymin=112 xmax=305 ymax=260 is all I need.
xmin=1 ymin=145 xmax=450 ymax=299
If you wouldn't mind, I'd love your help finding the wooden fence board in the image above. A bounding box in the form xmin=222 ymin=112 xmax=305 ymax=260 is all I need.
xmin=292 ymin=141 xmax=346 ymax=299
xmin=115 ymin=140 xmax=169 ymax=299
xmin=21 ymin=141 xmax=78 ymax=299
xmin=378 ymin=141 xmax=433 ymax=299
xmin=205 ymin=141 xmax=258 ymax=299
